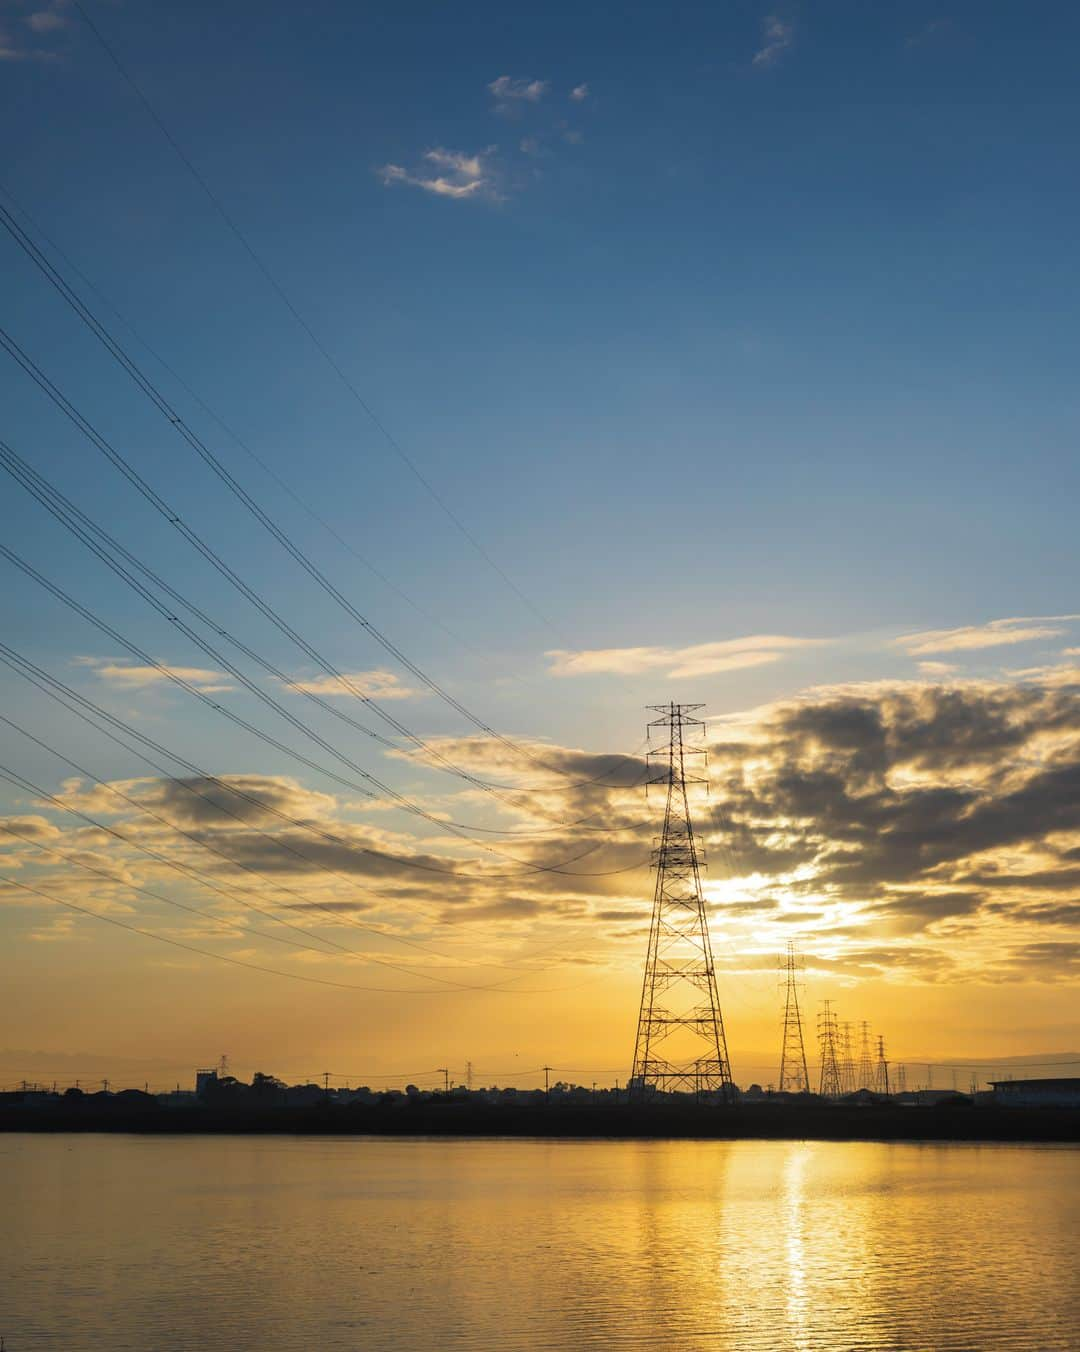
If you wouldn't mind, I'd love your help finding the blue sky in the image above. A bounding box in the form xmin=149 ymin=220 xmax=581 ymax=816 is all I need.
xmin=2 ymin=1 xmax=1079 ymax=1080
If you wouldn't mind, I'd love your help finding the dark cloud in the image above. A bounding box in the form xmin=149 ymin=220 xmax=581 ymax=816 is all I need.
xmin=10 ymin=675 xmax=1079 ymax=982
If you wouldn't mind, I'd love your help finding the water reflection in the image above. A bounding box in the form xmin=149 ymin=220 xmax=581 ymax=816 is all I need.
xmin=783 ymin=1145 xmax=810 ymax=1352
xmin=1 ymin=1135 xmax=1077 ymax=1350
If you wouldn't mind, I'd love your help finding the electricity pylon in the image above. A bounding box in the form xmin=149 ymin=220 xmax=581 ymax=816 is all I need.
xmin=778 ymin=940 xmax=810 ymax=1092
xmin=840 ymin=1020 xmax=856 ymax=1094
xmin=857 ymin=1020 xmax=874 ymax=1090
xmin=875 ymin=1035 xmax=890 ymax=1095
xmin=817 ymin=999 xmax=843 ymax=1097
xmin=630 ymin=703 xmax=733 ymax=1099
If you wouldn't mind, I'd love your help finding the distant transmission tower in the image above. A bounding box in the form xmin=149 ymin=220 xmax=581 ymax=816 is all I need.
xmin=778 ymin=940 xmax=810 ymax=1092
xmin=631 ymin=704 xmax=733 ymax=1100
xmin=897 ymin=1064 xmax=908 ymax=1094
xmin=840 ymin=1020 xmax=855 ymax=1094
xmin=857 ymin=1020 xmax=874 ymax=1090
xmin=818 ymin=1000 xmax=843 ymax=1097
xmin=875 ymin=1035 xmax=890 ymax=1095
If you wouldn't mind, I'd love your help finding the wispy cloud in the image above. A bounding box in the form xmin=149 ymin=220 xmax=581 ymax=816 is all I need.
xmin=752 ymin=15 xmax=794 ymax=68
xmin=917 ymin=661 xmax=959 ymax=677
xmin=378 ymin=147 xmax=495 ymax=200
xmin=284 ymin=670 xmax=420 ymax=700
xmin=26 ymin=7 xmax=67 ymax=33
xmin=74 ymin=657 xmax=234 ymax=694
xmin=895 ymin=616 xmax=1079 ymax=657
xmin=1 ymin=1 xmax=68 ymax=60
xmin=569 ymin=83 xmax=589 ymax=102
xmin=547 ymin=635 xmax=824 ymax=679
xmin=489 ymin=75 xmax=548 ymax=104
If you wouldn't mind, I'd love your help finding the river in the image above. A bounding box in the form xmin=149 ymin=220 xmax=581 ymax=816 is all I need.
xmin=2 ymin=1134 xmax=1077 ymax=1349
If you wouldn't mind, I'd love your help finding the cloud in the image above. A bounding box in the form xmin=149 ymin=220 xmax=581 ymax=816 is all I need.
xmin=284 ymin=669 xmax=420 ymax=700
xmin=0 ymin=815 xmax=62 ymax=844
xmin=11 ymin=665 xmax=1080 ymax=988
xmin=895 ymin=616 xmax=1078 ymax=656
xmin=0 ymin=27 xmax=56 ymax=59
xmin=918 ymin=661 xmax=958 ymax=677
xmin=489 ymin=75 xmax=548 ymax=103
xmin=26 ymin=8 xmax=67 ymax=33
xmin=546 ymin=634 xmax=824 ymax=679
xmin=74 ymin=656 xmax=234 ymax=694
xmin=569 ymin=83 xmax=589 ymax=102
xmin=752 ymin=15 xmax=794 ymax=67
xmin=378 ymin=147 xmax=495 ymax=200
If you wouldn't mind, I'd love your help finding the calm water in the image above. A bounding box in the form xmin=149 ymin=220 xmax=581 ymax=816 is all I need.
xmin=2 ymin=1134 xmax=1078 ymax=1350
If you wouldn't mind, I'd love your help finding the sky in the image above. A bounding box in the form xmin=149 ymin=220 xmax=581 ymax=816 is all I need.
xmin=1 ymin=0 xmax=1078 ymax=1091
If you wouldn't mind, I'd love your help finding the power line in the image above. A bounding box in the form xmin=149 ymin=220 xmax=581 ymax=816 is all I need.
xmin=0 ymin=435 xmax=648 ymax=838
xmin=0 ymin=641 xmax=634 ymax=972
xmin=69 ymin=0 xmax=572 ymax=647
xmin=0 ymin=873 xmax=590 ymax=997
xmin=0 ymin=181 xmax=591 ymax=710
xmin=0 ymin=204 xmax=639 ymax=796
xmin=0 ymin=538 xmax=644 ymax=882
xmin=0 ymin=716 xmax=550 ymax=977
xmin=0 ymin=761 xmax=503 ymax=991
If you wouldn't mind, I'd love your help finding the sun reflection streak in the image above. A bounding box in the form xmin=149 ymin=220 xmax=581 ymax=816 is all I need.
xmin=783 ymin=1144 xmax=812 ymax=1352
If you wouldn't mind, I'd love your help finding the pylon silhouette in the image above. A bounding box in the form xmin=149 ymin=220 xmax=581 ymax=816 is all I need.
xmin=630 ymin=703 xmax=733 ymax=1099
xmin=857 ymin=1020 xmax=874 ymax=1090
xmin=840 ymin=1020 xmax=855 ymax=1094
xmin=778 ymin=940 xmax=810 ymax=1092
xmin=817 ymin=999 xmax=843 ymax=1097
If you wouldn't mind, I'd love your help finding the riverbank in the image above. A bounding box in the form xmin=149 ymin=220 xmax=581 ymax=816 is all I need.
xmin=2 ymin=1099 xmax=1078 ymax=1141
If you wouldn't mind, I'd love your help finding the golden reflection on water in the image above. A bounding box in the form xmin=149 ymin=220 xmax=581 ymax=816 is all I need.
xmin=783 ymin=1145 xmax=810 ymax=1352
xmin=2 ymin=1134 xmax=1078 ymax=1350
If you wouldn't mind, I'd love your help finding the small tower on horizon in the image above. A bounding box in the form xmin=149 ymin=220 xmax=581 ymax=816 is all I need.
xmin=778 ymin=940 xmax=810 ymax=1092
xmin=875 ymin=1034 xmax=890 ymax=1095
xmin=857 ymin=1020 xmax=874 ymax=1090
xmin=840 ymin=1020 xmax=856 ymax=1094
xmin=818 ymin=1000 xmax=843 ymax=1097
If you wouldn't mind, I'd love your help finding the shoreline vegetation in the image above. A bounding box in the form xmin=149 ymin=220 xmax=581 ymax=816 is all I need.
xmin=2 ymin=1099 xmax=1078 ymax=1142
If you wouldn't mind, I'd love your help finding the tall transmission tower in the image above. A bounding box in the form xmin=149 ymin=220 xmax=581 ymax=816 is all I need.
xmin=857 ymin=1020 xmax=874 ymax=1090
xmin=817 ymin=1000 xmax=843 ymax=1097
xmin=839 ymin=1020 xmax=856 ymax=1094
xmin=630 ymin=704 xmax=733 ymax=1100
xmin=778 ymin=940 xmax=810 ymax=1092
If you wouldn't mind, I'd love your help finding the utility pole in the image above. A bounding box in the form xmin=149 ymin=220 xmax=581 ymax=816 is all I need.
xmin=438 ymin=1067 xmax=449 ymax=1095
xmin=466 ymin=1060 xmax=473 ymax=1092
xmin=630 ymin=704 xmax=733 ymax=1100
xmin=542 ymin=1065 xmax=552 ymax=1099
xmin=778 ymin=940 xmax=810 ymax=1092
xmin=817 ymin=1001 xmax=843 ymax=1097
xmin=323 ymin=1071 xmax=331 ymax=1099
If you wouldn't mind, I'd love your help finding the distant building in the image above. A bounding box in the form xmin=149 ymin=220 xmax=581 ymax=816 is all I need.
xmin=195 ymin=1068 xmax=218 ymax=1098
xmin=990 ymin=1077 xmax=1080 ymax=1107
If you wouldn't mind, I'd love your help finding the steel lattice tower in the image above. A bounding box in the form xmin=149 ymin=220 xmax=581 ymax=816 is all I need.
xmin=630 ymin=703 xmax=733 ymax=1099
xmin=817 ymin=999 xmax=843 ymax=1097
xmin=857 ymin=1020 xmax=874 ymax=1090
xmin=840 ymin=1020 xmax=856 ymax=1094
xmin=875 ymin=1035 xmax=890 ymax=1095
xmin=778 ymin=940 xmax=810 ymax=1092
